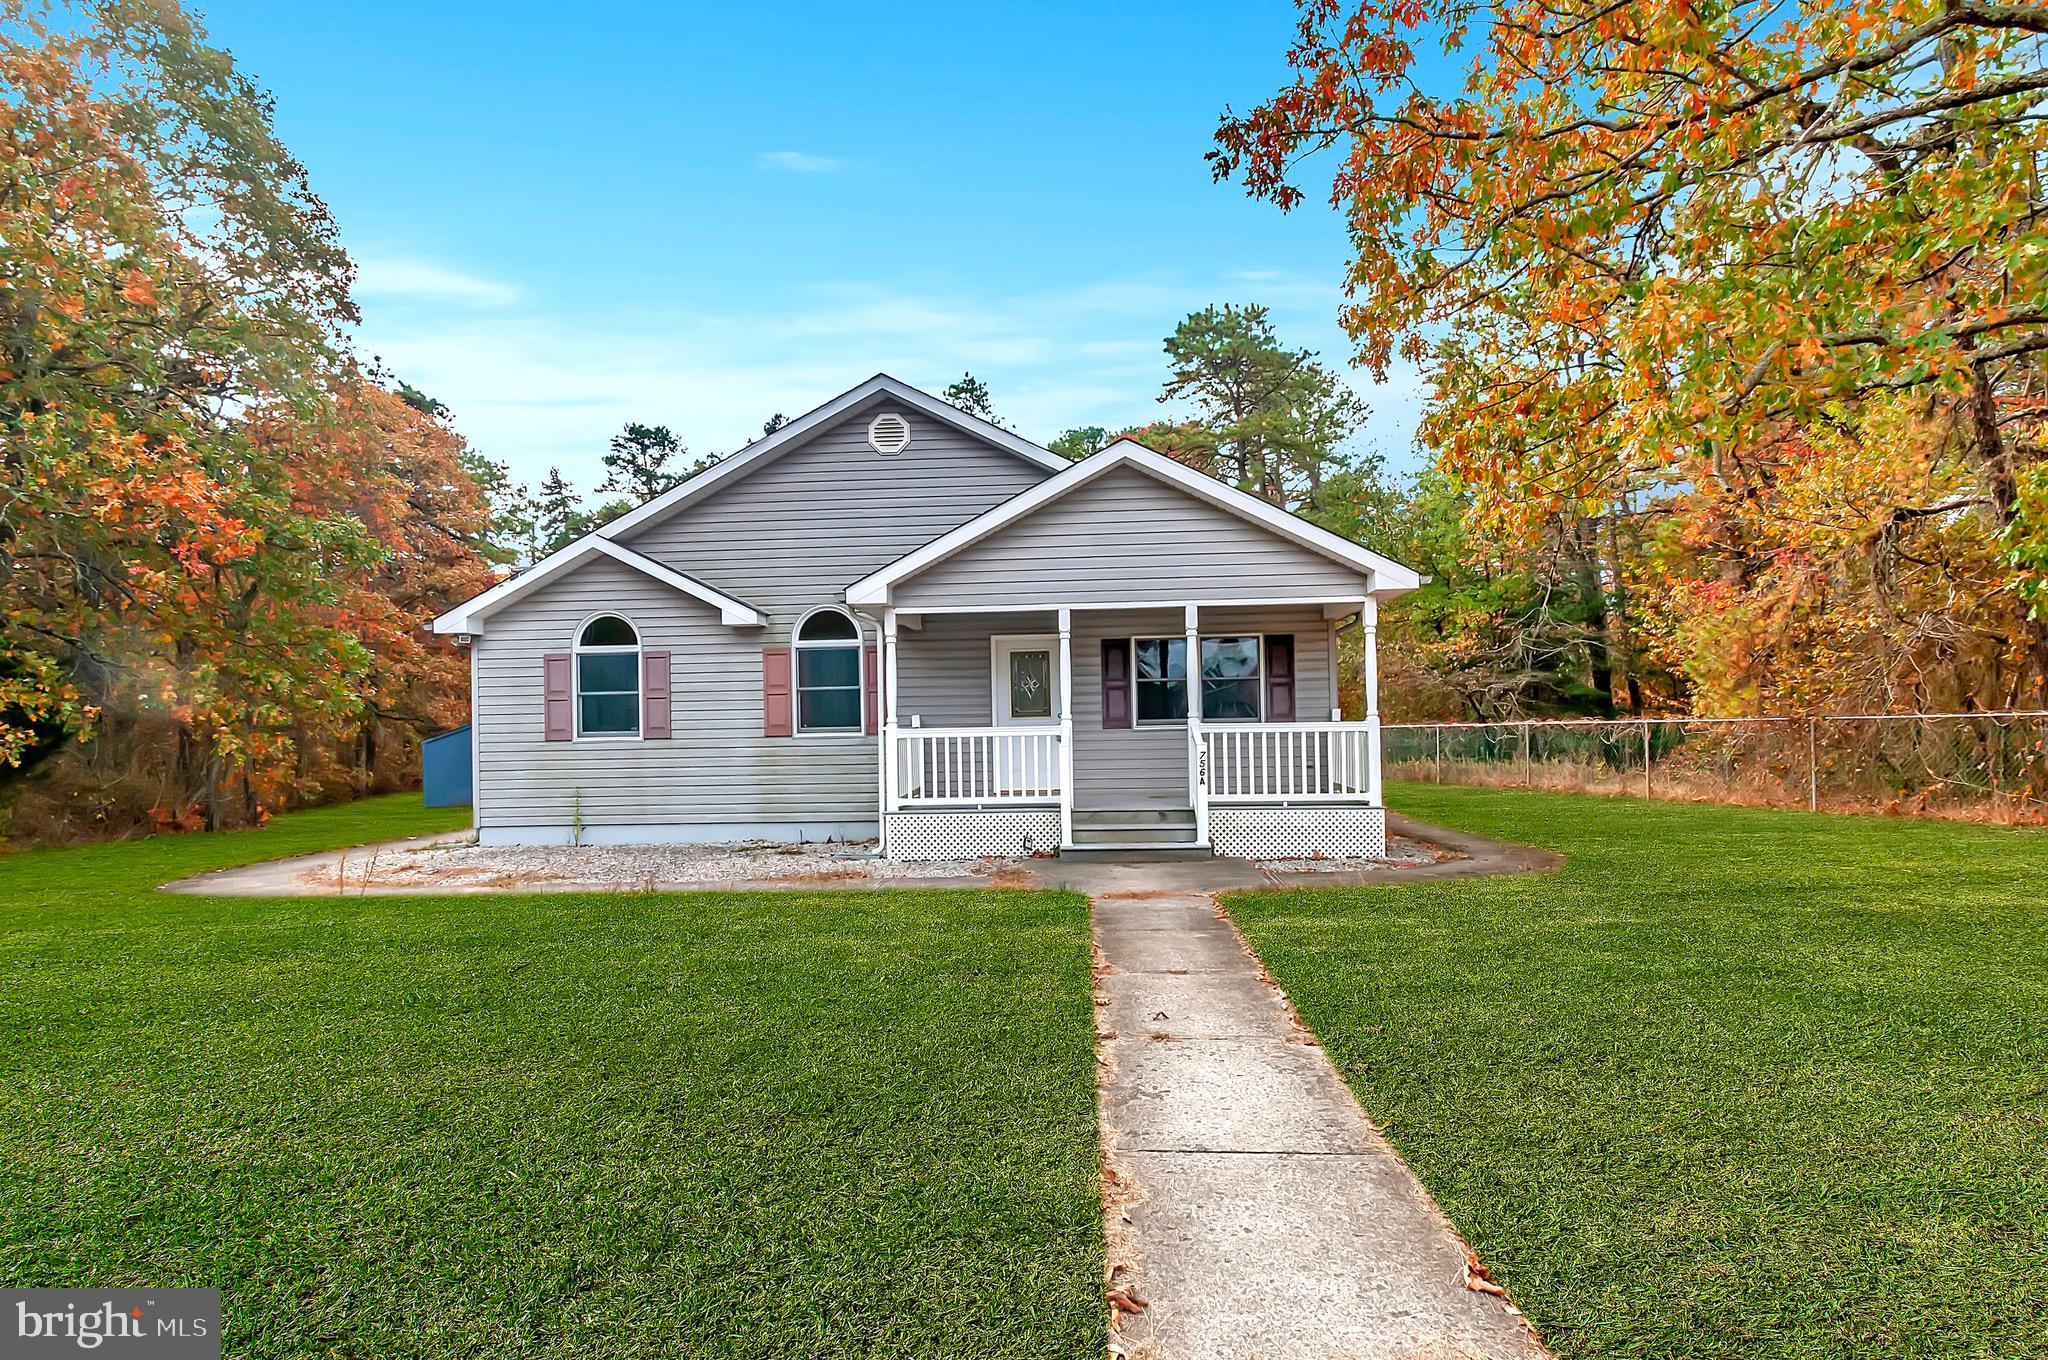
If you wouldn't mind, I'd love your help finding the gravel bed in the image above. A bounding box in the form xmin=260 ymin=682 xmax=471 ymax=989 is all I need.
xmin=305 ymin=838 xmax=1016 ymax=891
xmin=1252 ymin=832 xmax=1450 ymax=873
xmin=300 ymin=831 xmax=1452 ymax=893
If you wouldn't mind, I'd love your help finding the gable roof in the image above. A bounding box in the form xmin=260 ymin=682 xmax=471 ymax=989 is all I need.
xmin=592 ymin=373 xmax=1069 ymax=544
xmin=844 ymin=438 xmax=1423 ymax=606
xmin=431 ymin=373 xmax=1067 ymax=636
xmin=432 ymin=537 xmax=763 ymax=635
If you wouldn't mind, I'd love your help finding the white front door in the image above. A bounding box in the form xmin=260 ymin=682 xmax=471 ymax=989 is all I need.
xmin=991 ymin=634 xmax=1060 ymax=793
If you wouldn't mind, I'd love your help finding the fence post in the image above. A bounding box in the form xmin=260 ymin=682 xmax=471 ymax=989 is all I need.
xmin=1807 ymin=717 xmax=1819 ymax=812
xmin=1433 ymin=725 xmax=1442 ymax=783
xmin=1640 ymin=718 xmax=1651 ymax=798
xmin=1520 ymin=723 xmax=1531 ymax=785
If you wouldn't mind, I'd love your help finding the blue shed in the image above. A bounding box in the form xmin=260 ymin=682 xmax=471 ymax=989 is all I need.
xmin=421 ymin=725 xmax=473 ymax=807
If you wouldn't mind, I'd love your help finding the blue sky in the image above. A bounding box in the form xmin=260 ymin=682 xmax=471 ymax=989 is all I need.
xmin=194 ymin=1 xmax=1431 ymax=496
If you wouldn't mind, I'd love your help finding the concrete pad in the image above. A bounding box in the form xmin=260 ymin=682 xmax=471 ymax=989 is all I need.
xmin=1099 ymin=968 xmax=1294 ymax=1041
xmin=1115 ymin=1150 xmax=1546 ymax=1360
xmin=1104 ymin=1038 xmax=1373 ymax=1155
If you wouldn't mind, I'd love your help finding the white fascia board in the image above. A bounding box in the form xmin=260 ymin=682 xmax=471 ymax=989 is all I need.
xmin=593 ymin=373 xmax=1067 ymax=545
xmin=433 ymin=538 xmax=763 ymax=634
xmin=845 ymin=438 xmax=1423 ymax=605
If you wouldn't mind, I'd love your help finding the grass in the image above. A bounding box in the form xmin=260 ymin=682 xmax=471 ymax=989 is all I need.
xmin=0 ymin=795 xmax=1103 ymax=1359
xmin=1228 ymin=783 xmax=2048 ymax=1360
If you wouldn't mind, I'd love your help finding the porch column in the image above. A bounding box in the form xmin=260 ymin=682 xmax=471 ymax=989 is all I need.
xmin=1057 ymin=607 xmax=1074 ymax=848
xmin=1361 ymin=597 xmax=1381 ymax=804
xmin=881 ymin=610 xmax=900 ymax=851
xmin=1186 ymin=603 xmax=1207 ymax=845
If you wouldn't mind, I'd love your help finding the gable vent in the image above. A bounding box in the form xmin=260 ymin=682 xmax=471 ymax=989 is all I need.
xmin=867 ymin=411 xmax=912 ymax=456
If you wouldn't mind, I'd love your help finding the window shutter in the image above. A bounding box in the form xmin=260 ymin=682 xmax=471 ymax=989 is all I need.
xmin=642 ymin=650 xmax=672 ymax=739
xmin=763 ymin=646 xmax=794 ymax=737
xmin=1101 ymin=638 xmax=1131 ymax=729
xmin=863 ymin=644 xmax=880 ymax=735
xmin=1265 ymin=634 xmax=1296 ymax=722
xmin=543 ymin=653 xmax=573 ymax=741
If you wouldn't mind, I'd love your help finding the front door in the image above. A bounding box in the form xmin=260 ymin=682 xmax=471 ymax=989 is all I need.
xmin=991 ymin=635 xmax=1059 ymax=793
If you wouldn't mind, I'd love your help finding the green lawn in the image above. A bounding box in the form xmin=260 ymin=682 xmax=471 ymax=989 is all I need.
xmin=1229 ymin=784 xmax=2048 ymax=1360
xmin=0 ymin=795 xmax=1103 ymax=1359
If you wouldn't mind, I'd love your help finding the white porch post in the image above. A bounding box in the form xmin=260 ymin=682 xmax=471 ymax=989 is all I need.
xmin=1186 ymin=603 xmax=1207 ymax=846
xmin=1328 ymin=616 xmax=1342 ymax=721
xmin=1057 ymin=607 xmax=1074 ymax=848
xmin=880 ymin=609 xmax=900 ymax=852
xmin=1361 ymin=596 xmax=1382 ymax=805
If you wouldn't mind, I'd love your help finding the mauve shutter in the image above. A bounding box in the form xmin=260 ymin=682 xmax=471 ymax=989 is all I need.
xmin=762 ymin=646 xmax=794 ymax=737
xmin=863 ymin=644 xmax=880 ymax=735
xmin=1101 ymin=638 xmax=1132 ymax=729
xmin=543 ymin=653 xmax=573 ymax=741
xmin=642 ymin=650 xmax=672 ymax=739
xmin=1265 ymin=635 xmax=1296 ymax=722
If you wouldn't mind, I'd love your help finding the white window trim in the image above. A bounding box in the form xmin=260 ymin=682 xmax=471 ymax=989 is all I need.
xmin=793 ymin=605 xmax=867 ymax=739
xmin=573 ymin=611 xmax=644 ymax=742
xmin=1130 ymin=634 xmax=1268 ymax=727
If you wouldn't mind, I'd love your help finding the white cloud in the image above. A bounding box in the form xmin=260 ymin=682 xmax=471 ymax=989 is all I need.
xmin=350 ymin=271 xmax=1430 ymax=494
xmin=756 ymin=150 xmax=843 ymax=174
xmin=354 ymin=256 xmax=520 ymax=306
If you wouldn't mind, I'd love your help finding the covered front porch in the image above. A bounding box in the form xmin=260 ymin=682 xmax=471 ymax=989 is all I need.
xmin=872 ymin=599 xmax=1387 ymax=859
xmin=841 ymin=438 xmax=1418 ymax=860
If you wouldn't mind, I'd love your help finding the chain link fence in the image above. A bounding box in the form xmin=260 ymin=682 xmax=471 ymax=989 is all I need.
xmin=1383 ymin=712 xmax=2048 ymax=822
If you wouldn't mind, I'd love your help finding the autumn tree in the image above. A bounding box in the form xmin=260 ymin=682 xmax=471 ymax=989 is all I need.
xmin=1214 ymin=0 xmax=2048 ymax=706
xmin=0 ymin=0 xmax=371 ymax=822
xmin=0 ymin=2 xmax=501 ymax=839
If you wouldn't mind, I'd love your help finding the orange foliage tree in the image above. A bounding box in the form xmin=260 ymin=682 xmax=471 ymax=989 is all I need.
xmin=0 ymin=2 xmax=495 ymax=838
xmin=1213 ymin=0 xmax=2048 ymax=710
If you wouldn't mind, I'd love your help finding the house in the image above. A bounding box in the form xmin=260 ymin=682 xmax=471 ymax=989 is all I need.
xmin=431 ymin=375 xmax=1419 ymax=859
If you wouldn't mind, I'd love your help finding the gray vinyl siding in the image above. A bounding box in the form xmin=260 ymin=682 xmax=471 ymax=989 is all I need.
xmin=621 ymin=401 xmax=1050 ymax=642
xmin=886 ymin=606 xmax=1337 ymax=811
xmin=892 ymin=612 xmax=1059 ymax=727
xmin=474 ymin=557 xmax=876 ymax=832
xmin=891 ymin=464 xmax=1371 ymax=609
xmin=472 ymin=404 xmax=1052 ymax=834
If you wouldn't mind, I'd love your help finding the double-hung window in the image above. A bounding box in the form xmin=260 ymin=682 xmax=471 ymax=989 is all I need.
xmin=1131 ymin=635 xmax=1264 ymax=723
xmin=794 ymin=608 xmax=863 ymax=733
xmin=575 ymin=614 xmax=641 ymax=737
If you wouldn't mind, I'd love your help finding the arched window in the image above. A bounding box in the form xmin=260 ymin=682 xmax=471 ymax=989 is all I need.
xmin=575 ymin=614 xmax=641 ymax=737
xmin=793 ymin=607 xmax=863 ymax=734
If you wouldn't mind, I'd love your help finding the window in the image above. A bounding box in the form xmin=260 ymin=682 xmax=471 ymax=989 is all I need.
xmin=1134 ymin=638 xmax=1187 ymax=723
xmin=795 ymin=608 xmax=863 ymax=733
xmin=575 ymin=614 xmax=640 ymax=737
xmin=1131 ymin=635 xmax=1264 ymax=723
xmin=1200 ymin=636 xmax=1263 ymax=721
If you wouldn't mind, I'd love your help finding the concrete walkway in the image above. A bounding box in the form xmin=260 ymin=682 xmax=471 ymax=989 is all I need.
xmin=1095 ymin=890 xmax=1550 ymax=1360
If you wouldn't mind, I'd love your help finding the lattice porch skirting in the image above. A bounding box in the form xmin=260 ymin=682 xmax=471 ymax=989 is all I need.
xmin=886 ymin=809 xmax=1063 ymax=861
xmin=1209 ymin=806 xmax=1387 ymax=860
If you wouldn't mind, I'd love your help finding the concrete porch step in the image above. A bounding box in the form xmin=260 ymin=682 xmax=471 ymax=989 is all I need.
xmin=1059 ymin=843 xmax=1214 ymax=862
xmin=1074 ymin=807 xmax=1197 ymax=829
xmin=1072 ymin=823 xmax=1199 ymax=847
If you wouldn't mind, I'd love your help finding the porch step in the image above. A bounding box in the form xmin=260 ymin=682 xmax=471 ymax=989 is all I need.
xmin=1071 ymin=822 xmax=1199 ymax=847
xmin=1073 ymin=807 xmax=1196 ymax=830
xmin=1058 ymin=843 xmax=1215 ymax=861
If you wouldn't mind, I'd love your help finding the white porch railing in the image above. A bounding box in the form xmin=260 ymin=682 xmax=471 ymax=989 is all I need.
xmin=1200 ymin=720 xmax=1381 ymax=803
xmin=888 ymin=726 xmax=1063 ymax=807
